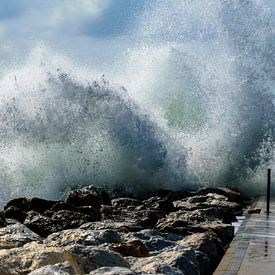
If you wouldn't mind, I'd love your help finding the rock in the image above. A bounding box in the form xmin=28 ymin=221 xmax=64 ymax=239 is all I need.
xmin=112 ymin=198 xmax=143 ymax=210
xmin=0 ymin=223 xmax=41 ymax=249
xmin=68 ymin=245 xmax=130 ymax=274
xmin=109 ymin=240 xmax=149 ymax=257
xmin=155 ymin=209 xmax=234 ymax=245
xmin=0 ymin=242 xmax=82 ymax=274
xmin=66 ymin=185 xmax=111 ymax=209
xmin=46 ymin=228 xmax=122 ymax=247
xmin=0 ymin=186 xmax=247 ymax=275
xmin=101 ymin=205 xmax=114 ymax=220
xmin=24 ymin=209 xmax=99 ymax=237
xmin=199 ymin=223 xmax=234 ymax=246
xmin=131 ymin=247 xmax=200 ymax=275
xmin=51 ymin=209 xmax=98 ymax=227
xmin=124 ymin=229 xmax=183 ymax=253
xmin=24 ymin=211 xmax=63 ymax=238
xmin=0 ymin=211 xmax=7 ymax=227
xmin=173 ymin=193 xmax=242 ymax=223
xmin=143 ymin=196 xmax=175 ymax=213
xmin=178 ymin=232 xmax=224 ymax=273
xmin=4 ymin=206 xmax=27 ymax=223
xmin=79 ymin=221 xmax=143 ymax=233
xmin=195 ymin=187 xmax=243 ymax=204
xmin=28 ymin=261 xmax=75 ymax=275
xmin=89 ymin=266 xmax=146 ymax=275
xmin=4 ymin=197 xmax=57 ymax=214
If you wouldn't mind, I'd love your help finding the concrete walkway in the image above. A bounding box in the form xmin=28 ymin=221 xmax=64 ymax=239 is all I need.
xmin=214 ymin=196 xmax=275 ymax=275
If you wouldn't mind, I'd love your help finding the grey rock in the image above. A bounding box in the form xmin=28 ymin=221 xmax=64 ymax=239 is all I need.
xmin=68 ymin=245 xmax=130 ymax=273
xmin=46 ymin=228 xmax=121 ymax=247
xmin=28 ymin=261 xmax=75 ymax=275
xmin=0 ymin=223 xmax=41 ymax=249
xmin=89 ymin=266 xmax=150 ymax=275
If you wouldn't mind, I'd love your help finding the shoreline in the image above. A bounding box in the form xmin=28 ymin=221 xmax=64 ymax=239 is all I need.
xmin=0 ymin=185 xmax=251 ymax=274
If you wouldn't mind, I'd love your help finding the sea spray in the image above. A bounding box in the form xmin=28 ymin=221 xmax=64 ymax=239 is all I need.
xmin=0 ymin=0 xmax=274 ymax=206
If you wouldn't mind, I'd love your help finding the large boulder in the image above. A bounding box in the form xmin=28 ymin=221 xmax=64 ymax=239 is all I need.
xmin=130 ymin=247 xmax=200 ymax=275
xmin=4 ymin=197 xmax=57 ymax=214
xmin=194 ymin=187 xmax=243 ymax=204
xmin=28 ymin=261 xmax=75 ymax=275
xmin=0 ymin=211 xmax=7 ymax=227
xmin=66 ymin=185 xmax=111 ymax=209
xmin=67 ymin=245 xmax=130 ymax=274
xmin=0 ymin=242 xmax=82 ymax=274
xmin=89 ymin=266 xmax=147 ymax=275
xmin=24 ymin=209 xmax=99 ymax=238
xmin=0 ymin=223 xmax=41 ymax=249
xmin=45 ymin=228 xmax=122 ymax=247
xmin=178 ymin=232 xmax=224 ymax=273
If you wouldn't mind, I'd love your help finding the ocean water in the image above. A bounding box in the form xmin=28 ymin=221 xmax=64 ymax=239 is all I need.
xmin=0 ymin=0 xmax=274 ymax=206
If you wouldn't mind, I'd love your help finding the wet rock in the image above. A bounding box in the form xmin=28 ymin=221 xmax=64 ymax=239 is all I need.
xmin=109 ymin=240 xmax=149 ymax=257
xmin=0 ymin=242 xmax=82 ymax=274
xmin=112 ymin=198 xmax=143 ymax=210
xmin=24 ymin=209 xmax=100 ymax=237
xmin=0 ymin=223 xmax=41 ymax=249
xmin=195 ymin=187 xmax=243 ymax=204
xmin=51 ymin=209 xmax=98 ymax=227
xmin=174 ymin=193 xmax=242 ymax=223
xmin=179 ymin=232 xmax=224 ymax=273
xmin=0 ymin=186 xmax=247 ymax=275
xmin=199 ymin=223 xmax=234 ymax=246
xmin=0 ymin=211 xmax=7 ymax=227
xmin=4 ymin=206 xmax=26 ymax=223
xmin=143 ymin=196 xmax=175 ymax=213
xmin=101 ymin=205 xmax=114 ymax=220
xmin=66 ymin=185 xmax=111 ymax=209
xmin=28 ymin=261 xmax=75 ymax=275
xmin=4 ymin=197 xmax=57 ymax=214
xmin=24 ymin=211 xmax=62 ymax=238
xmin=155 ymin=209 xmax=234 ymax=245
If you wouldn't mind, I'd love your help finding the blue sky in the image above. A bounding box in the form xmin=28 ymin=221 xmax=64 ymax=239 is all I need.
xmin=0 ymin=0 xmax=273 ymax=70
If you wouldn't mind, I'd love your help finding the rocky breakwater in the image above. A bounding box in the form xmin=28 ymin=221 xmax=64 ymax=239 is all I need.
xmin=0 ymin=185 xmax=249 ymax=274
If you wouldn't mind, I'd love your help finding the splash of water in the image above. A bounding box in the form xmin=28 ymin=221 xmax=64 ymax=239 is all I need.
xmin=0 ymin=0 xmax=274 ymax=205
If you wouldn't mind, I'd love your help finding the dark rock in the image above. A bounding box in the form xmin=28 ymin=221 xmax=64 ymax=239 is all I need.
xmin=4 ymin=206 xmax=27 ymax=223
xmin=0 ymin=211 xmax=7 ymax=227
xmin=66 ymin=185 xmax=111 ymax=209
xmin=4 ymin=197 xmax=57 ymax=214
xmin=51 ymin=210 xmax=97 ymax=228
xmin=248 ymin=208 xmax=261 ymax=214
xmin=109 ymin=240 xmax=149 ymax=257
xmin=112 ymin=198 xmax=143 ymax=210
xmin=24 ymin=211 xmax=62 ymax=238
xmin=50 ymin=201 xmax=100 ymax=220
xmin=100 ymin=205 xmax=114 ymax=220
xmin=143 ymin=196 xmax=175 ymax=213
xmin=24 ymin=209 xmax=99 ymax=238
